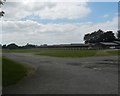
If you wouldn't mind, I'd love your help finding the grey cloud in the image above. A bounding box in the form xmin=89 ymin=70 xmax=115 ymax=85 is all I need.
xmin=3 ymin=2 xmax=91 ymax=20
xmin=2 ymin=16 xmax=117 ymax=45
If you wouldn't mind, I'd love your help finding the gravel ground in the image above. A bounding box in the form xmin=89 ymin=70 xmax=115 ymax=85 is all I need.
xmin=2 ymin=53 xmax=119 ymax=94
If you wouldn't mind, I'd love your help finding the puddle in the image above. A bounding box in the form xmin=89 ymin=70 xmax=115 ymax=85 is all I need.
xmin=85 ymin=65 xmax=101 ymax=69
xmin=103 ymin=59 xmax=117 ymax=62
xmin=84 ymin=62 xmax=117 ymax=69
xmin=39 ymin=61 xmax=52 ymax=63
xmin=67 ymin=63 xmax=82 ymax=66
xmin=97 ymin=62 xmax=118 ymax=65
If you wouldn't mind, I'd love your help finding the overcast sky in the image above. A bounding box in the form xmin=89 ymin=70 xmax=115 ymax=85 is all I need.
xmin=1 ymin=0 xmax=118 ymax=45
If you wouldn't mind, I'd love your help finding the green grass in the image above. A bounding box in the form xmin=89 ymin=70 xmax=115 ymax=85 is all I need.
xmin=3 ymin=49 xmax=120 ymax=57
xmin=2 ymin=57 xmax=28 ymax=87
xmin=0 ymin=57 xmax=2 ymax=87
xmin=36 ymin=49 xmax=120 ymax=57
xmin=107 ymin=50 xmax=120 ymax=55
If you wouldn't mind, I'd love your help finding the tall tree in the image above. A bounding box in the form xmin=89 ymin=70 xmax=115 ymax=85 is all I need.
xmin=83 ymin=29 xmax=115 ymax=43
xmin=0 ymin=0 xmax=6 ymax=17
xmin=7 ymin=43 xmax=19 ymax=49
xmin=99 ymin=31 xmax=115 ymax=42
xmin=84 ymin=33 xmax=91 ymax=43
xmin=84 ymin=29 xmax=104 ymax=43
xmin=117 ymin=30 xmax=120 ymax=41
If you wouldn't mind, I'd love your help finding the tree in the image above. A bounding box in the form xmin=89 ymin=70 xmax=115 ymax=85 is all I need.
xmin=99 ymin=31 xmax=115 ymax=42
xmin=7 ymin=43 xmax=19 ymax=49
xmin=0 ymin=11 xmax=5 ymax=17
xmin=84 ymin=33 xmax=91 ymax=43
xmin=2 ymin=44 xmax=7 ymax=49
xmin=22 ymin=43 xmax=36 ymax=49
xmin=0 ymin=0 xmax=6 ymax=17
xmin=84 ymin=29 xmax=104 ymax=43
xmin=83 ymin=29 xmax=115 ymax=43
xmin=117 ymin=30 xmax=120 ymax=41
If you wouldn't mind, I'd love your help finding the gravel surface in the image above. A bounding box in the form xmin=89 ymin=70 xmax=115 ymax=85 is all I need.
xmin=2 ymin=53 xmax=118 ymax=94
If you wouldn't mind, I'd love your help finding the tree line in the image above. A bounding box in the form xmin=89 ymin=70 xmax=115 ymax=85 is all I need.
xmin=2 ymin=43 xmax=38 ymax=49
xmin=84 ymin=29 xmax=120 ymax=44
xmin=1 ymin=29 xmax=120 ymax=49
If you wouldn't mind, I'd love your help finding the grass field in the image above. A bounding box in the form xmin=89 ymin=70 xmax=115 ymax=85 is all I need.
xmin=2 ymin=57 xmax=28 ymax=87
xmin=36 ymin=50 xmax=120 ymax=57
xmin=3 ymin=49 xmax=120 ymax=57
xmin=107 ymin=50 xmax=120 ymax=55
xmin=0 ymin=57 xmax=2 ymax=87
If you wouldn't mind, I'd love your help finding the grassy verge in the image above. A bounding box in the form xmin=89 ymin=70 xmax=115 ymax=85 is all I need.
xmin=36 ymin=50 xmax=120 ymax=57
xmin=3 ymin=49 xmax=120 ymax=57
xmin=0 ymin=57 xmax=2 ymax=87
xmin=2 ymin=57 xmax=28 ymax=87
xmin=107 ymin=50 xmax=120 ymax=55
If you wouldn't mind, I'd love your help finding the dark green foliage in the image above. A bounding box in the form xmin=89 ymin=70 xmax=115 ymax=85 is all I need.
xmin=7 ymin=43 xmax=19 ymax=49
xmin=2 ymin=43 xmax=37 ymax=49
xmin=22 ymin=43 xmax=37 ymax=49
xmin=84 ymin=29 xmax=116 ymax=43
xmin=117 ymin=30 xmax=120 ymax=41
xmin=84 ymin=29 xmax=104 ymax=43
xmin=2 ymin=44 xmax=7 ymax=49
xmin=99 ymin=31 xmax=115 ymax=42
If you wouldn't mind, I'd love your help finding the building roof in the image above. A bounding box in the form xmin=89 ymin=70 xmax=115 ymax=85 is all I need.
xmin=99 ymin=42 xmax=119 ymax=46
xmin=47 ymin=43 xmax=89 ymax=48
xmin=70 ymin=43 xmax=89 ymax=46
xmin=114 ymin=41 xmax=120 ymax=45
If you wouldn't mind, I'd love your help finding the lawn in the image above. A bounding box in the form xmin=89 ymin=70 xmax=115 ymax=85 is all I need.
xmin=36 ymin=50 xmax=97 ymax=57
xmin=0 ymin=57 xmax=2 ymax=87
xmin=3 ymin=49 xmax=120 ymax=57
xmin=107 ymin=50 xmax=120 ymax=55
xmin=36 ymin=50 xmax=120 ymax=57
xmin=2 ymin=57 xmax=28 ymax=87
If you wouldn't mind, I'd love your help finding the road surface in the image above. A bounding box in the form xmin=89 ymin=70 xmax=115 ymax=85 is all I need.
xmin=2 ymin=53 xmax=118 ymax=94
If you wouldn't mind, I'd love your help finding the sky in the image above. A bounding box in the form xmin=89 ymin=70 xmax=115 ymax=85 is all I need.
xmin=1 ymin=0 xmax=118 ymax=45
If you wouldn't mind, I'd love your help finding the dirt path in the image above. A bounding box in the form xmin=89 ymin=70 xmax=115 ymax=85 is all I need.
xmin=3 ymin=53 xmax=118 ymax=94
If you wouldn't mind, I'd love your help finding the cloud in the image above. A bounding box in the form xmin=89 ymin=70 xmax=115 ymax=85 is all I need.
xmin=3 ymin=1 xmax=91 ymax=20
xmin=38 ymin=2 xmax=91 ymax=20
xmin=2 ymin=16 xmax=117 ymax=45
xmin=102 ymin=14 xmax=109 ymax=18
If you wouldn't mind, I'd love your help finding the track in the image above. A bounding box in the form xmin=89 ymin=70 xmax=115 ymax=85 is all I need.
xmin=3 ymin=53 xmax=118 ymax=94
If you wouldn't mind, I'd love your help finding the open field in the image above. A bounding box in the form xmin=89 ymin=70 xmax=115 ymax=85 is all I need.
xmin=0 ymin=57 xmax=1 ymax=95
xmin=2 ymin=57 xmax=28 ymax=87
xmin=36 ymin=49 xmax=120 ymax=57
xmin=3 ymin=49 xmax=120 ymax=57
xmin=2 ymin=52 xmax=118 ymax=94
xmin=2 ymin=48 xmax=119 ymax=94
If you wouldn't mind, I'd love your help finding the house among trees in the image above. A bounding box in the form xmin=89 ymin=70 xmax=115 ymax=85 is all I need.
xmin=96 ymin=42 xmax=120 ymax=49
xmin=84 ymin=29 xmax=120 ymax=49
xmin=46 ymin=43 xmax=90 ymax=49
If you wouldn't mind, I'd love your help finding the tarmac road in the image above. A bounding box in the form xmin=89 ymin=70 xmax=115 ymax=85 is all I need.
xmin=2 ymin=53 xmax=118 ymax=94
